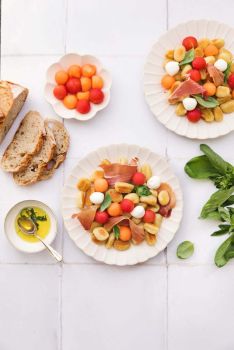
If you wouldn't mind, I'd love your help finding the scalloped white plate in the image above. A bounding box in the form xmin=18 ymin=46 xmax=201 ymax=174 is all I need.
xmin=62 ymin=144 xmax=183 ymax=265
xmin=144 ymin=20 xmax=234 ymax=139
xmin=45 ymin=53 xmax=112 ymax=121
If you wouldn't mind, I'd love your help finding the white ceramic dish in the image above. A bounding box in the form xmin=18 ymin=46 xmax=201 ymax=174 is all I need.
xmin=143 ymin=20 xmax=234 ymax=139
xmin=4 ymin=200 xmax=58 ymax=253
xmin=62 ymin=144 xmax=183 ymax=266
xmin=45 ymin=53 xmax=112 ymax=121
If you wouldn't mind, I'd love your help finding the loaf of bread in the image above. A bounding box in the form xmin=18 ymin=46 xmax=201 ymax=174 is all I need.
xmin=0 ymin=81 xmax=28 ymax=144
xmin=13 ymin=125 xmax=56 ymax=185
xmin=1 ymin=111 xmax=45 ymax=173
xmin=39 ymin=119 xmax=70 ymax=180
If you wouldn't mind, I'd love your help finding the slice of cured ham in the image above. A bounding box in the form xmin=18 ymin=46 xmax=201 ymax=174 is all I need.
xmin=168 ymin=79 xmax=205 ymax=104
xmin=100 ymin=162 xmax=137 ymax=186
xmin=129 ymin=221 xmax=145 ymax=244
xmin=207 ymin=64 xmax=224 ymax=86
xmin=104 ymin=216 xmax=145 ymax=244
xmin=72 ymin=205 xmax=97 ymax=230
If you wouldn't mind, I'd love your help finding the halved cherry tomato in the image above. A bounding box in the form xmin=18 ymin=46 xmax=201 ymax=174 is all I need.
xmin=182 ymin=36 xmax=198 ymax=51
xmin=186 ymin=108 xmax=201 ymax=123
xmin=188 ymin=69 xmax=201 ymax=82
xmin=192 ymin=57 xmax=206 ymax=70
xmin=143 ymin=210 xmax=156 ymax=223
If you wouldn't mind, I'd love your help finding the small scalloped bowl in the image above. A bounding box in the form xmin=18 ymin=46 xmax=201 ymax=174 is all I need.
xmin=45 ymin=53 xmax=112 ymax=121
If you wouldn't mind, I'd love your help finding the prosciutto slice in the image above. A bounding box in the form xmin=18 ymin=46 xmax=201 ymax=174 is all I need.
xmin=168 ymin=79 xmax=205 ymax=104
xmin=72 ymin=206 xmax=97 ymax=230
xmin=100 ymin=162 xmax=137 ymax=186
xmin=129 ymin=221 xmax=145 ymax=244
xmin=104 ymin=216 xmax=145 ymax=244
xmin=207 ymin=64 xmax=224 ymax=86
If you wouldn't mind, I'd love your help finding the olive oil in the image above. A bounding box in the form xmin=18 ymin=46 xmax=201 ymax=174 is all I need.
xmin=15 ymin=207 xmax=51 ymax=243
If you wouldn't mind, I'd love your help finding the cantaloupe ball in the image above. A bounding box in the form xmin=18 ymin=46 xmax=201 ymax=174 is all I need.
xmin=161 ymin=75 xmax=175 ymax=89
xmin=63 ymin=94 xmax=77 ymax=109
xmin=82 ymin=64 xmax=96 ymax=78
xmin=55 ymin=70 xmax=69 ymax=85
xmin=94 ymin=178 xmax=108 ymax=192
xmin=77 ymin=91 xmax=90 ymax=101
xmin=203 ymin=82 xmax=216 ymax=96
xmin=92 ymin=75 xmax=104 ymax=89
xmin=80 ymin=77 xmax=92 ymax=92
xmin=68 ymin=65 xmax=81 ymax=78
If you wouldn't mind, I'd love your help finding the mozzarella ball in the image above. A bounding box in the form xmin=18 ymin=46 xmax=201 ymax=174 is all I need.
xmin=90 ymin=192 xmax=104 ymax=205
xmin=131 ymin=205 xmax=145 ymax=219
xmin=182 ymin=97 xmax=197 ymax=111
xmin=214 ymin=59 xmax=228 ymax=72
xmin=165 ymin=61 xmax=180 ymax=76
xmin=147 ymin=175 xmax=161 ymax=189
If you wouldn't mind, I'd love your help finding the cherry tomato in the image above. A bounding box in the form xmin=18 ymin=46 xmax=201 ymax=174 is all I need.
xmin=76 ymin=100 xmax=91 ymax=114
xmin=182 ymin=36 xmax=198 ymax=51
xmin=89 ymin=88 xmax=104 ymax=104
xmin=228 ymin=73 xmax=234 ymax=89
xmin=53 ymin=85 xmax=67 ymax=100
xmin=95 ymin=211 xmax=109 ymax=224
xmin=66 ymin=77 xmax=82 ymax=94
xmin=186 ymin=108 xmax=201 ymax=123
xmin=120 ymin=199 xmax=134 ymax=213
xmin=192 ymin=57 xmax=206 ymax=70
xmin=132 ymin=172 xmax=146 ymax=185
xmin=143 ymin=210 xmax=156 ymax=223
xmin=188 ymin=69 xmax=201 ymax=82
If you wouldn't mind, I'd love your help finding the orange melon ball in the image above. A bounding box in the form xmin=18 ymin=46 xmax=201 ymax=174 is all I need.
xmin=63 ymin=94 xmax=77 ymax=109
xmin=107 ymin=203 xmax=122 ymax=217
xmin=68 ymin=65 xmax=81 ymax=78
xmin=119 ymin=226 xmax=132 ymax=241
xmin=204 ymin=44 xmax=219 ymax=57
xmin=203 ymin=82 xmax=216 ymax=96
xmin=94 ymin=178 xmax=109 ymax=192
xmin=80 ymin=77 xmax=92 ymax=92
xmin=77 ymin=91 xmax=90 ymax=101
xmin=55 ymin=70 xmax=69 ymax=85
xmin=92 ymin=75 xmax=104 ymax=89
xmin=82 ymin=64 xmax=96 ymax=78
xmin=161 ymin=75 xmax=175 ymax=89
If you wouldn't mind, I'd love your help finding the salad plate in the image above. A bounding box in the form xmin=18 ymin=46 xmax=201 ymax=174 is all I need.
xmin=62 ymin=144 xmax=183 ymax=265
xmin=143 ymin=20 xmax=234 ymax=139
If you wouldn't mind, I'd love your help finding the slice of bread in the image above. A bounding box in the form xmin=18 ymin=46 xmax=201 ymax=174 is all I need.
xmin=1 ymin=111 xmax=45 ymax=173
xmin=39 ymin=119 xmax=70 ymax=181
xmin=0 ymin=81 xmax=28 ymax=144
xmin=13 ymin=125 xmax=56 ymax=186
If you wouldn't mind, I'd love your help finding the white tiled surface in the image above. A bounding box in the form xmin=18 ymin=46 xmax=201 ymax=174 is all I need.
xmin=1 ymin=0 xmax=234 ymax=349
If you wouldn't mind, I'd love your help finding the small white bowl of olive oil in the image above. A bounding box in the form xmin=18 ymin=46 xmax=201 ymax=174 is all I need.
xmin=4 ymin=200 xmax=58 ymax=253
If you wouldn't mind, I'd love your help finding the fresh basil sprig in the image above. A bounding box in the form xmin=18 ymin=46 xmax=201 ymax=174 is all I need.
xmin=184 ymin=155 xmax=219 ymax=179
xmin=100 ymin=193 xmax=111 ymax=211
xmin=224 ymin=62 xmax=231 ymax=83
xmin=200 ymin=144 xmax=233 ymax=176
xmin=179 ymin=49 xmax=195 ymax=66
xmin=200 ymin=187 xmax=234 ymax=219
xmin=134 ymin=185 xmax=151 ymax=196
xmin=215 ymin=234 xmax=234 ymax=267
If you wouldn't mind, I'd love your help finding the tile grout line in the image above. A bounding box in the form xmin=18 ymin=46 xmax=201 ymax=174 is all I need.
xmin=165 ymin=0 xmax=169 ymax=349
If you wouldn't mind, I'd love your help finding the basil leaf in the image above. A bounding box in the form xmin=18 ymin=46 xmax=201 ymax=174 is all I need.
xmin=179 ymin=49 xmax=195 ymax=66
xmin=200 ymin=144 xmax=233 ymax=175
xmin=113 ymin=225 xmax=120 ymax=239
xmin=177 ymin=241 xmax=194 ymax=259
xmin=218 ymin=207 xmax=231 ymax=223
xmin=135 ymin=185 xmax=151 ymax=196
xmin=194 ymin=95 xmax=219 ymax=108
xmin=215 ymin=234 xmax=234 ymax=267
xmin=100 ymin=193 xmax=111 ymax=211
xmin=200 ymin=187 xmax=234 ymax=219
xmin=211 ymin=225 xmax=230 ymax=236
xmin=225 ymin=249 xmax=234 ymax=260
xmin=224 ymin=62 xmax=231 ymax=83
xmin=184 ymin=155 xmax=220 ymax=179
xmin=223 ymin=195 xmax=234 ymax=206
xmin=206 ymin=211 xmax=222 ymax=221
